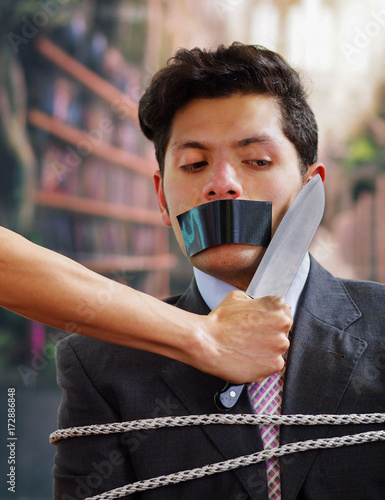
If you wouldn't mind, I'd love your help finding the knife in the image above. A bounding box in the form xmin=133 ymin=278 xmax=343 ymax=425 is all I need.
xmin=214 ymin=174 xmax=325 ymax=410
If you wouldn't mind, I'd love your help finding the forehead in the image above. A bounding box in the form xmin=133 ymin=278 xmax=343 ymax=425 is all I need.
xmin=166 ymin=93 xmax=285 ymax=154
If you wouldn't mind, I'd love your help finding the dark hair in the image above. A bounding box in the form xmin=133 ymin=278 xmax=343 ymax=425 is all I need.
xmin=138 ymin=42 xmax=318 ymax=177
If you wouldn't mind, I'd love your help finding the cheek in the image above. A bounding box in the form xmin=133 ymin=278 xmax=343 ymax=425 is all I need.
xmin=168 ymin=215 xmax=188 ymax=257
xmin=265 ymin=181 xmax=302 ymax=230
xmin=274 ymin=186 xmax=297 ymax=210
xmin=164 ymin=180 xmax=202 ymax=217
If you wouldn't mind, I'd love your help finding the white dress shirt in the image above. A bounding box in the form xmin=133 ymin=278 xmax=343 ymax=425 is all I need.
xmin=193 ymin=252 xmax=310 ymax=320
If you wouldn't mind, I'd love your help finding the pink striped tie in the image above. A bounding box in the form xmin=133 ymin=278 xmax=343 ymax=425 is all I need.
xmin=248 ymin=365 xmax=286 ymax=500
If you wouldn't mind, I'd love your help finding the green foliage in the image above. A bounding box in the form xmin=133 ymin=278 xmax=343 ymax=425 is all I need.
xmin=344 ymin=80 xmax=385 ymax=175
xmin=344 ymin=131 xmax=385 ymax=174
xmin=345 ymin=136 xmax=376 ymax=171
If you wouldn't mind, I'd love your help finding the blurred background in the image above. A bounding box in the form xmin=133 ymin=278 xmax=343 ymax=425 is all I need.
xmin=0 ymin=0 xmax=385 ymax=498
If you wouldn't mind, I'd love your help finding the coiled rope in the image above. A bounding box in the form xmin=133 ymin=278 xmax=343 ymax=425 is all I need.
xmin=50 ymin=413 xmax=385 ymax=500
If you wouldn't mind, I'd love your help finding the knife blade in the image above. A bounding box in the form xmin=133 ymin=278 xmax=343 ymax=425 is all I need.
xmin=214 ymin=174 xmax=325 ymax=410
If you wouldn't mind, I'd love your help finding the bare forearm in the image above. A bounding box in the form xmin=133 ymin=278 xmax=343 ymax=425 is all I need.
xmin=0 ymin=226 xmax=201 ymax=357
xmin=0 ymin=227 xmax=292 ymax=383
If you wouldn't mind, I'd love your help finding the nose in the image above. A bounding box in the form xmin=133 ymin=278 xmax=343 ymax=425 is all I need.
xmin=202 ymin=161 xmax=243 ymax=201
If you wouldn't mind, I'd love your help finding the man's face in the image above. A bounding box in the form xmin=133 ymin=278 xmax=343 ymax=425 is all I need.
xmin=154 ymin=93 xmax=324 ymax=290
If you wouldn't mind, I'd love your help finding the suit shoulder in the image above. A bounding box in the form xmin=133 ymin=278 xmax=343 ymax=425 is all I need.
xmin=56 ymin=332 xmax=110 ymax=352
xmin=342 ymin=277 xmax=385 ymax=296
xmin=162 ymin=293 xmax=183 ymax=306
xmin=55 ymin=329 xmax=176 ymax=375
xmin=341 ymin=277 xmax=385 ymax=313
xmin=55 ymin=333 xmax=133 ymax=376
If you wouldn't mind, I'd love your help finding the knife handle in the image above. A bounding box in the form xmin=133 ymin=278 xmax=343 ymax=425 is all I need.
xmin=214 ymin=383 xmax=245 ymax=411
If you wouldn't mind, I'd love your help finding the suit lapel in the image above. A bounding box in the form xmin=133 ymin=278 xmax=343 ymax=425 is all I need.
xmin=160 ymin=279 xmax=269 ymax=500
xmin=280 ymin=257 xmax=367 ymax=500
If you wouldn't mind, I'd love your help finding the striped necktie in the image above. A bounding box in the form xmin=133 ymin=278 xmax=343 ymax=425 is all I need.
xmin=248 ymin=365 xmax=286 ymax=500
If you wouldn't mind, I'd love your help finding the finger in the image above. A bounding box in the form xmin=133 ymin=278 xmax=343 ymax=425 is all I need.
xmin=264 ymin=296 xmax=293 ymax=319
xmin=226 ymin=289 xmax=252 ymax=301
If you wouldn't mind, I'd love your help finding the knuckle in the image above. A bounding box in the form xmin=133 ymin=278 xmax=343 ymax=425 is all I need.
xmin=278 ymin=334 xmax=290 ymax=352
xmin=268 ymin=296 xmax=291 ymax=314
xmin=271 ymin=356 xmax=285 ymax=373
xmin=278 ymin=310 xmax=293 ymax=328
xmin=284 ymin=316 xmax=293 ymax=330
xmin=267 ymin=295 xmax=285 ymax=306
xmin=256 ymin=296 xmax=270 ymax=309
xmin=224 ymin=290 xmax=236 ymax=301
xmin=275 ymin=296 xmax=287 ymax=307
xmin=229 ymin=289 xmax=243 ymax=299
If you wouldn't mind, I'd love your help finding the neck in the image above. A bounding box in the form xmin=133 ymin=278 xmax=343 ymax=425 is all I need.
xmin=195 ymin=253 xmax=264 ymax=291
xmin=203 ymin=269 xmax=254 ymax=291
xmin=189 ymin=244 xmax=266 ymax=290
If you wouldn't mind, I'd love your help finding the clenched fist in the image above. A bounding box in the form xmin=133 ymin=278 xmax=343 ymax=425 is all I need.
xmin=193 ymin=290 xmax=293 ymax=383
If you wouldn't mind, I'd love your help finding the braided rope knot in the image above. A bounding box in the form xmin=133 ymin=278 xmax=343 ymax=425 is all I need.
xmin=50 ymin=413 xmax=385 ymax=500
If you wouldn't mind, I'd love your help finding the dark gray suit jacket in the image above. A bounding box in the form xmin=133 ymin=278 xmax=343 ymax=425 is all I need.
xmin=53 ymin=258 xmax=385 ymax=499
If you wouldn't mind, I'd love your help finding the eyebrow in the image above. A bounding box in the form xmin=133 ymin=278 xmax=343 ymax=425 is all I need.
xmin=169 ymin=135 xmax=279 ymax=154
xmin=235 ymin=135 xmax=279 ymax=148
xmin=170 ymin=141 xmax=209 ymax=154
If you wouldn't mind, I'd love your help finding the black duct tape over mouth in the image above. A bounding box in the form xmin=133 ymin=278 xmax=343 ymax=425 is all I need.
xmin=177 ymin=199 xmax=272 ymax=258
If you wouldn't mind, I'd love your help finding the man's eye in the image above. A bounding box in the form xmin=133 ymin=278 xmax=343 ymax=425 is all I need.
xmin=245 ymin=159 xmax=272 ymax=168
xmin=180 ymin=161 xmax=207 ymax=172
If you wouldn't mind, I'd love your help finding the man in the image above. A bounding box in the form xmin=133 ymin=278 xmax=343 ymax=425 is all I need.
xmin=53 ymin=43 xmax=385 ymax=499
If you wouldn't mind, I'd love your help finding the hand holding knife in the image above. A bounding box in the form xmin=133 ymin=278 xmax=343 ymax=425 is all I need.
xmin=214 ymin=175 xmax=325 ymax=411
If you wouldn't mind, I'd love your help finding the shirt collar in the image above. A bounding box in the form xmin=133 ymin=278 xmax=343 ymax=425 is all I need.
xmin=193 ymin=252 xmax=310 ymax=319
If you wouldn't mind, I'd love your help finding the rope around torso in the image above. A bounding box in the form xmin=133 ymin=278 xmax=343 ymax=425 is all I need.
xmin=51 ymin=412 xmax=385 ymax=499
xmin=50 ymin=412 xmax=385 ymax=444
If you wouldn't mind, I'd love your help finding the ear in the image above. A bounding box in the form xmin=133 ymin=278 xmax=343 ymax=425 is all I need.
xmin=305 ymin=162 xmax=326 ymax=183
xmin=153 ymin=170 xmax=172 ymax=226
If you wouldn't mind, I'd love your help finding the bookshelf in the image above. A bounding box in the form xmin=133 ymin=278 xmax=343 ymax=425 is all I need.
xmin=27 ymin=34 xmax=174 ymax=298
xmin=35 ymin=37 xmax=139 ymax=124
xmin=34 ymin=191 xmax=162 ymax=225
xmin=28 ymin=109 xmax=155 ymax=176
